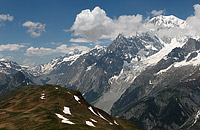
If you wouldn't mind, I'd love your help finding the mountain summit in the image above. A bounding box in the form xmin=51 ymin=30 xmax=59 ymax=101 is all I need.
xmin=149 ymin=15 xmax=187 ymax=29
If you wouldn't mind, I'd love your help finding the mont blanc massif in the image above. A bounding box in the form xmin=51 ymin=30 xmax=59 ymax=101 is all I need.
xmin=1 ymin=15 xmax=200 ymax=130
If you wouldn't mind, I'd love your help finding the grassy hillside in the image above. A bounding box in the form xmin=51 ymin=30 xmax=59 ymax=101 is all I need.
xmin=0 ymin=85 xmax=141 ymax=130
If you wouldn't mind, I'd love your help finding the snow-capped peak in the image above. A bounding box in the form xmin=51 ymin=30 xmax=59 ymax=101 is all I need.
xmin=0 ymin=58 xmax=6 ymax=61
xmin=149 ymin=15 xmax=187 ymax=29
xmin=27 ymin=50 xmax=88 ymax=76
xmin=94 ymin=45 xmax=105 ymax=50
xmin=0 ymin=60 xmax=24 ymax=75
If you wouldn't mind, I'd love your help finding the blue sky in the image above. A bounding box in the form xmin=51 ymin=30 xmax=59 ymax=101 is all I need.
xmin=0 ymin=0 xmax=199 ymax=66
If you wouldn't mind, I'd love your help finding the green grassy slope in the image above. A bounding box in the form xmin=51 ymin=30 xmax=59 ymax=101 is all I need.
xmin=0 ymin=85 xmax=141 ymax=130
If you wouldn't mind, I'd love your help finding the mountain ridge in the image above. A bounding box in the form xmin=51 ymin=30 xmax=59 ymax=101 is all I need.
xmin=0 ymin=84 xmax=141 ymax=130
xmin=111 ymin=38 xmax=200 ymax=130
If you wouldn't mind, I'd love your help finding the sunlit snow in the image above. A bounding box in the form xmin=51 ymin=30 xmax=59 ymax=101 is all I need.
xmin=85 ymin=121 xmax=95 ymax=127
xmin=114 ymin=120 xmax=119 ymax=125
xmin=88 ymin=106 xmax=99 ymax=116
xmin=40 ymin=93 xmax=45 ymax=100
xmin=63 ymin=106 xmax=72 ymax=115
xmin=90 ymin=118 xmax=97 ymax=122
xmin=74 ymin=95 xmax=81 ymax=104
xmin=86 ymin=63 xmax=96 ymax=72
xmin=55 ymin=113 xmax=75 ymax=125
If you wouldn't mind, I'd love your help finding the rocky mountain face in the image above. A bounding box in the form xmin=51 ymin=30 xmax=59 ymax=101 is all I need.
xmin=0 ymin=59 xmax=28 ymax=75
xmin=111 ymin=38 xmax=200 ymax=130
xmin=26 ymin=16 xmax=190 ymax=112
xmin=26 ymin=49 xmax=85 ymax=77
xmin=0 ymin=71 xmax=33 ymax=95
xmin=0 ymin=59 xmax=33 ymax=95
xmin=30 ymin=32 xmax=164 ymax=108
xmin=0 ymin=85 xmax=141 ymax=130
xmin=26 ymin=15 xmax=190 ymax=114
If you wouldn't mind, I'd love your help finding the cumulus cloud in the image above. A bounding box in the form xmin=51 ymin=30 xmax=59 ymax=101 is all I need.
xmin=68 ymin=5 xmax=200 ymax=43
xmin=186 ymin=4 xmax=200 ymax=36
xmin=0 ymin=44 xmax=25 ymax=51
xmin=151 ymin=10 xmax=165 ymax=16
xmin=0 ymin=14 xmax=14 ymax=21
xmin=68 ymin=6 xmax=143 ymax=43
xmin=22 ymin=21 xmax=46 ymax=38
xmin=70 ymin=38 xmax=92 ymax=43
xmin=25 ymin=44 xmax=90 ymax=56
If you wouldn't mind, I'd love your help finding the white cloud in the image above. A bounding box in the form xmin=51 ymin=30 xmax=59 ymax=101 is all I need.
xmin=49 ymin=42 xmax=62 ymax=45
xmin=25 ymin=44 xmax=90 ymax=56
xmin=56 ymin=44 xmax=90 ymax=53
xmin=0 ymin=14 xmax=14 ymax=21
xmin=22 ymin=21 xmax=46 ymax=38
xmin=0 ymin=53 xmax=3 ymax=58
xmin=151 ymin=10 xmax=165 ymax=16
xmin=70 ymin=38 xmax=92 ymax=43
xmin=0 ymin=44 xmax=25 ymax=51
xmin=186 ymin=4 xmax=200 ymax=36
xmin=5 ymin=56 xmax=14 ymax=61
xmin=22 ymin=59 xmax=36 ymax=67
xmin=25 ymin=47 xmax=53 ymax=56
xmin=68 ymin=6 xmax=143 ymax=43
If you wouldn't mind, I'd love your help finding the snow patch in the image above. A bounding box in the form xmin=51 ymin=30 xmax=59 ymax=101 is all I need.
xmin=109 ymin=122 xmax=113 ymax=125
xmin=97 ymin=112 xmax=114 ymax=125
xmin=145 ymin=44 xmax=158 ymax=51
xmin=85 ymin=121 xmax=95 ymax=127
xmin=108 ymin=69 xmax=124 ymax=84
xmin=40 ymin=92 xmax=45 ymax=100
xmin=88 ymin=106 xmax=99 ymax=116
xmin=149 ymin=80 xmax=153 ymax=85
xmin=90 ymin=118 xmax=97 ymax=123
xmin=63 ymin=106 xmax=72 ymax=115
xmin=55 ymin=113 xmax=75 ymax=125
xmin=157 ymin=65 xmax=173 ymax=75
xmin=108 ymin=75 xmax=119 ymax=84
xmin=98 ymin=112 xmax=109 ymax=122
xmin=86 ymin=63 xmax=96 ymax=72
xmin=114 ymin=120 xmax=119 ymax=125
xmin=4 ymin=63 xmax=11 ymax=68
xmin=94 ymin=45 xmax=105 ymax=50
xmin=191 ymin=110 xmax=200 ymax=127
xmin=63 ymin=54 xmax=82 ymax=66
xmin=174 ymin=52 xmax=200 ymax=67
xmin=74 ymin=95 xmax=81 ymax=104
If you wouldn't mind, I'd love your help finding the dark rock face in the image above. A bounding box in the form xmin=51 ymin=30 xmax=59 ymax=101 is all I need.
xmin=0 ymin=60 xmax=34 ymax=95
xmin=0 ymin=71 xmax=33 ymax=95
xmin=111 ymin=39 xmax=200 ymax=130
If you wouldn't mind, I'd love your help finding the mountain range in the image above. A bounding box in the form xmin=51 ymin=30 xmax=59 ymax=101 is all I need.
xmin=0 ymin=15 xmax=200 ymax=130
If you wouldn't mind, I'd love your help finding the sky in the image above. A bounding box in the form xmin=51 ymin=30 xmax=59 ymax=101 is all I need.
xmin=0 ymin=0 xmax=199 ymax=66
